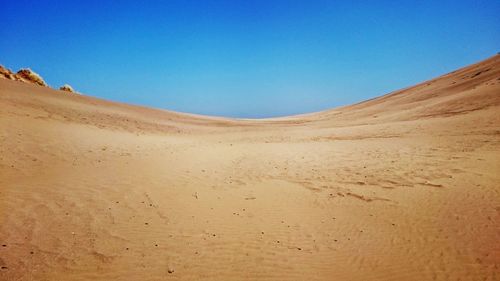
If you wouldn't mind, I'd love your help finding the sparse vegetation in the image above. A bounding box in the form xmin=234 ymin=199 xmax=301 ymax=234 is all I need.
xmin=16 ymin=68 xmax=47 ymax=86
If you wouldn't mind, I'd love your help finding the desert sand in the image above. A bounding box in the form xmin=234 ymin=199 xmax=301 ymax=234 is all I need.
xmin=1 ymin=55 xmax=499 ymax=280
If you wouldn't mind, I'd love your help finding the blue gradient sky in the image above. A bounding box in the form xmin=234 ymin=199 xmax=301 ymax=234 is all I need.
xmin=1 ymin=1 xmax=499 ymax=118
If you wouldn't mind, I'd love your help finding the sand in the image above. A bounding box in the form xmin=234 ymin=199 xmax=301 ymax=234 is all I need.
xmin=1 ymin=55 xmax=499 ymax=280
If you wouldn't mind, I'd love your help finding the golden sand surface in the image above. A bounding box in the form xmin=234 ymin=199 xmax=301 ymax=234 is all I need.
xmin=1 ymin=55 xmax=499 ymax=280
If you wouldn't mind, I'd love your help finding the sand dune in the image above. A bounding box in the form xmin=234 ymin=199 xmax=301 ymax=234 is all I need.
xmin=1 ymin=55 xmax=499 ymax=280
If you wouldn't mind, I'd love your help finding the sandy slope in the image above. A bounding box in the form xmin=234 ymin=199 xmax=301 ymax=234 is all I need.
xmin=1 ymin=55 xmax=499 ymax=281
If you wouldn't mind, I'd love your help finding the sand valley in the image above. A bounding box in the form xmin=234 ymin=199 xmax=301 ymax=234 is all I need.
xmin=1 ymin=55 xmax=499 ymax=280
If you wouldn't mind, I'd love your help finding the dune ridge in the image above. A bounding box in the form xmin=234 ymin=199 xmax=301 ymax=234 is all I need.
xmin=0 ymin=55 xmax=499 ymax=280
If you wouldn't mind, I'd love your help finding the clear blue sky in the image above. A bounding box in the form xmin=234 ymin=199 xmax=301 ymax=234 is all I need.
xmin=1 ymin=1 xmax=499 ymax=118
